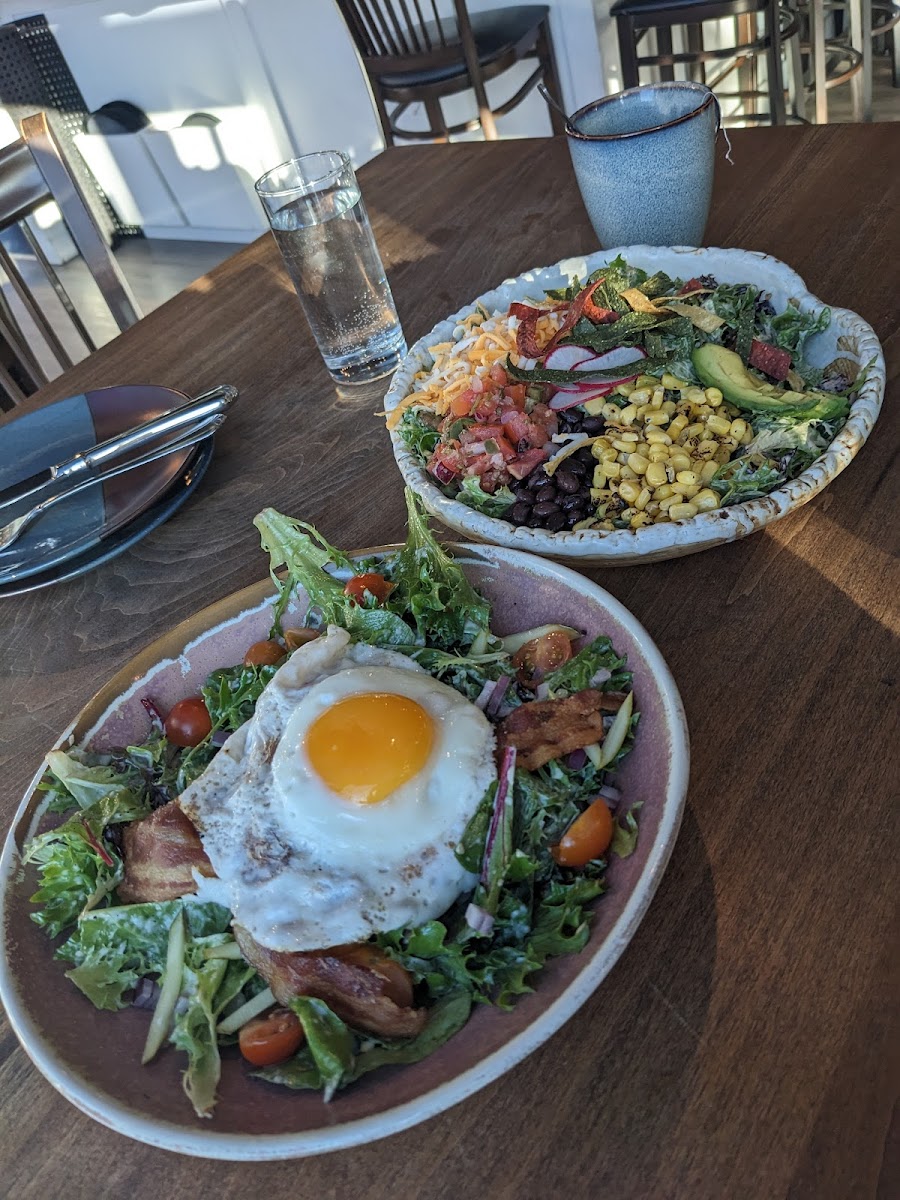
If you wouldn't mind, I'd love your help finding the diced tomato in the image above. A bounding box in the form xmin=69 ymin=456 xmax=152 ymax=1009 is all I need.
xmin=679 ymin=277 xmax=703 ymax=294
xmin=449 ymin=392 xmax=474 ymax=418
xmin=503 ymin=383 xmax=527 ymax=406
xmin=501 ymin=408 xmax=547 ymax=449
xmin=462 ymin=453 xmax=494 ymax=478
xmin=489 ymin=363 xmax=508 ymax=386
xmin=507 ymin=447 xmax=549 ymax=480
xmin=471 ymin=395 xmax=502 ymax=423
xmin=479 ymin=467 xmax=506 ymax=494
xmin=427 ymin=443 xmax=464 ymax=482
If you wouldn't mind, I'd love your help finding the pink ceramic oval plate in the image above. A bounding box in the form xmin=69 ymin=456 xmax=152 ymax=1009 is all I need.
xmin=0 ymin=544 xmax=689 ymax=1160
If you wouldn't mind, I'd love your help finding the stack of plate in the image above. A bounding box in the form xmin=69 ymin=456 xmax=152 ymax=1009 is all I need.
xmin=0 ymin=384 xmax=215 ymax=596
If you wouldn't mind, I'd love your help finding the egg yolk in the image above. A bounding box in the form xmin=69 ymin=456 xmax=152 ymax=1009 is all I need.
xmin=305 ymin=692 xmax=434 ymax=804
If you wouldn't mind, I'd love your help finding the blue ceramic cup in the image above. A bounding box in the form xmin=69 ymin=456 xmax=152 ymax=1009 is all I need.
xmin=566 ymin=82 xmax=720 ymax=248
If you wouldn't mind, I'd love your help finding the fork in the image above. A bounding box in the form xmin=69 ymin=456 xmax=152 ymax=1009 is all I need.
xmin=0 ymin=414 xmax=224 ymax=554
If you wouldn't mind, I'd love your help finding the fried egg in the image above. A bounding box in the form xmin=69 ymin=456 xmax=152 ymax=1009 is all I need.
xmin=180 ymin=626 xmax=496 ymax=951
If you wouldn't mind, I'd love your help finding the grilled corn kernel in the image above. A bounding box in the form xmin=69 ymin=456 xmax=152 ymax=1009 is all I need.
xmin=590 ymin=487 xmax=607 ymax=501
xmin=645 ymin=461 xmax=668 ymax=488
xmin=635 ymin=487 xmax=651 ymax=511
xmin=645 ymin=427 xmax=672 ymax=444
xmin=651 ymin=387 xmax=665 ymax=409
xmin=704 ymin=387 xmax=724 ymax=405
xmin=684 ymin=421 xmax=705 ymax=439
xmin=648 ymin=445 xmax=670 ymax=461
xmin=668 ymin=414 xmax=689 ymax=438
xmin=619 ymin=404 xmax=638 ymax=424
xmin=615 ymin=382 xmax=636 ymax=397
xmin=645 ymin=500 xmax=661 ymax=517
xmin=694 ymin=488 xmax=720 ymax=511
xmin=662 ymin=400 xmax=677 ymax=415
xmin=685 ymin=387 xmax=706 ymax=404
xmin=741 ymin=426 xmax=754 ymax=445
xmin=668 ymin=502 xmax=699 ymax=520
xmin=618 ymin=479 xmax=642 ymax=504
xmin=604 ymin=460 xmax=622 ymax=479
xmin=630 ymin=512 xmax=652 ymax=529
xmin=718 ymin=435 xmax=739 ymax=451
xmin=635 ymin=375 xmax=658 ymax=389
xmin=700 ymin=460 xmax=720 ymax=483
xmin=592 ymin=465 xmax=607 ymax=488
xmin=602 ymin=403 xmax=623 ymax=420
xmin=675 ymin=470 xmax=700 ymax=486
xmin=658 ymin=493 xmax=681 ymax=511
xmin=611 ymin=439 xmax=633 ymax=454
xmin=653 ymin=483 xmax=675 ymax=500
xmin=627 ymin=452 xmax=650 ymax=475
xmin=714 ymin=446 xmax=732 ymax=465
xmin=620 ymin=466 xmax=639 ymax=482
xmin=599 ymin=447 xmax=618 ymax=463
xmin=662 ymin=373 xmax=689 ymax=390
xmin=645 ymin=410 xmax=670 ymax=426
xmin=697 ymin=439 xmax=719 ymax=456
xmin=628 ymin=388 xmax=651 ymax=405
xmin=669 ymin=452 xmax=692 ymax=473
xmin=706 ymin=414 xmax=732 ymax=437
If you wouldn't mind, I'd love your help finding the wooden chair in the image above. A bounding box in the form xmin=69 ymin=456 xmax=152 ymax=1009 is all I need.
xmin=335 ymin=0 xmax=566 ymax=143
xmin=611 ymin=0 xmax=802 ymax=124
xmin=0 ymin=111 xmax=141 ymax=405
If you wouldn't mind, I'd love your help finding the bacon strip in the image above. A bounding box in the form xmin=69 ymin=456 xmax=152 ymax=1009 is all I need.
xmin=510 ymin=301 xmax=566 ymax=360
xmin=118 ymin=802 xmax=215 ymax=904
xmin=496 ymin=688 xmax=624 ymax=772
xmin=234 ymin=925 xmax=427 ymax=1039
xmin=542 ymin=280 xmax=618 ymax=358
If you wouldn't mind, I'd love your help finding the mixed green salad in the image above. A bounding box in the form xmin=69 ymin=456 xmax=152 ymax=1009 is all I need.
xmin=24 ymin=492 xmax=642 ymax=1118
xmin=391 ymin=256 xmax=868 ymax=532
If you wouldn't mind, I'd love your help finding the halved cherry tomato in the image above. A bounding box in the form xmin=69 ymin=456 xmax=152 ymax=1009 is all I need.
xmin=344 ymin=573 xmax=394 ymax=605
xmin=512 ymin=630 xmax=573 ymax=687
xmin=164 ymin=696 xmax=212 ymax=747
xmin=238 ymin=1007 xmax=304 ymax=1066
xmin=552 ymin=799 xmax=614 ymax=868
xmin=243 ymin=639 xmax=285 ymax=667
xmin=333 ymin=943 xmax=415 ymax=1009
xmin=283 ymin=628 xmax=321 ymax=652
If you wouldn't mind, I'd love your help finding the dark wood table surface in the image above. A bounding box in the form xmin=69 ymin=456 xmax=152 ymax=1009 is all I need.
xmin=1 ymin=124 xmax=898 ymax=1199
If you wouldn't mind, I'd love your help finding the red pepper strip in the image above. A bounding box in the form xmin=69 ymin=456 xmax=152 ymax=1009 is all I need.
xmin=679 ymin=277 xmax=703 ymax=294
xmin=510 ymin=303 xmax=547 ymax=359
xmin=748 ymin=339 xmax=791 ymax=382
xmin=81 ymin=817 xmax=115 ymax=867
xmin=582 ymin=286 xmax=620 ymax=325
xmin=542 ymin=280 xmax=618 ymax=358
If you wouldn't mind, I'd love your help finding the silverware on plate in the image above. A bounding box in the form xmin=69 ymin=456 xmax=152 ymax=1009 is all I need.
xmin=0 ymin=383 xmax=238 ymax=515
xmin=0 ymin=385 xmax=237 ymax=554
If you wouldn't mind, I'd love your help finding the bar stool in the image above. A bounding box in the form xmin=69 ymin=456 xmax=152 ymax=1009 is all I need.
xmin=612 ymin=0 xmax=802 ymax=123
xmin=805 ymin=0 xmax=900 ymax=121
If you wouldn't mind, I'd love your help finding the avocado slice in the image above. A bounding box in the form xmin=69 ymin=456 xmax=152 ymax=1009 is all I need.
xmin=692 ymin=344 xmax=822 ymax=414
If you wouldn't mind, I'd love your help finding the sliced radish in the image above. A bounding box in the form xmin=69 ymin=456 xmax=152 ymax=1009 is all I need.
xmin=549 ymin=387 xmax=617 ymax=411
xmin=583 ymin=345 xmax=647 ymax=370
xmin=543 ymin=345 xmax=598 ymax=370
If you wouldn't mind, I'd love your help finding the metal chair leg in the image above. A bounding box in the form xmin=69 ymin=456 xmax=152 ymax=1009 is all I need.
xmin=767 ymin=0 xmax=787 ymax=122
xmin=686 ymin=23 xmax=707 ymax=82
xmin=655 ymin=25 xmax=676 ymax=81
xmin=810 ymin=0 xmax=829 ymax=121
xmin=617 ymin=14 xmax=641 ymax=87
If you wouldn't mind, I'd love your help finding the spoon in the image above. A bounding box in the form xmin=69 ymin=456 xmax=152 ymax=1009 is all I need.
xmin=538 ymin=82 xmax=573 ymax=131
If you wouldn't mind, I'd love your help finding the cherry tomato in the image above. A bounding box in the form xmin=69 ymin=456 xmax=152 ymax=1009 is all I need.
xmin=334 ymin=943 xmax=414 ymax=1009
xmin=552 ymin=799 xmax=614 ymax=868
xmin=164 ymin=696 xmax=212 ymax=747
xmin=344 ymin=573 xmax=394 ymax=606
xmin=512 ymin=630 xmax=573 ymax=687
xmin=283 ymin=628 xmax=321 ymax=652
xmin=243 ymin=639 xmax=285 ymax=667
xmin=238 ymin=1007 xmax=304 ymax=1066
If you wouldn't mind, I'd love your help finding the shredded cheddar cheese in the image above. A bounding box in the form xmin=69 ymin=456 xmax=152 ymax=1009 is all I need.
xmin=385 ymin=306 xmax=564 ymax=431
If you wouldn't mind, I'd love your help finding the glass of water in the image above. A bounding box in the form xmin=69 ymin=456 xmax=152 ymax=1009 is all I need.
xmin=255 ymin=151 xmax=407 ymax=384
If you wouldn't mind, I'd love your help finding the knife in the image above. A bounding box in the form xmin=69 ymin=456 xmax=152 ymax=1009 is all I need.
xmin=0 ymin=384 xmax=239 ymax=515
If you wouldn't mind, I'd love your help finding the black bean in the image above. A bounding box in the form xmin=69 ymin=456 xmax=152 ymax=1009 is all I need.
xmin=510 ymin=501 xmax=532 ymax=525
xmin=533 ymin=500 xmax=561 ymax=518
xmin=567 ymin=458 xmax=587 ymax=478
xmin=582 ymin=416 xmax=605 ymax=435
xmin=512 ymin=483 xmax=533 ymax=501
xmin=527 ymin=512 xmax=545 ymax=528
xmin=535 ymin=484 xmax=557 ymax=503
xmin=574 ymin=447 xmax=596 ymax=464
xmin=555 ymin=470 xmax=579 ymax=494
xmin=525 ymin=467 xmax=546 ymax=489
xmin=577 ymin=484 xmax=592 ymax=499
xmin=560 ymin=493 xmax=586 ymax=512
xmin=544 ymin=510 xmax=567 ymax=532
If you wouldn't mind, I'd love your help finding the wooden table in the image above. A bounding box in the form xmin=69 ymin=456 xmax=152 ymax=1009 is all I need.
xmin=1 ymin=124 xmax=898 ymax=1199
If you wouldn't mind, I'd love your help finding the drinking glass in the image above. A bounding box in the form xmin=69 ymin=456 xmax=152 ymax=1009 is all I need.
xmin=255 ymin=151 xmax=407 ymax=384
xmin=566 ymin=83 xmax=720 ymax=248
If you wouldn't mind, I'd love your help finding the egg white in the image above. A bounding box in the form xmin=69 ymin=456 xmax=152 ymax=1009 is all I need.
xmin=181 ymin=625 xmax=497 ymax=952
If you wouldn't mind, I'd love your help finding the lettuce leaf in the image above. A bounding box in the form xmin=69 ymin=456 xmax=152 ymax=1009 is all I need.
xmin=458 ymin=476 xmax=516 ymax=518
xmin=24 ymin=789 xmax=151 ymax=937
xmin=543 ymin=635 xmax=632 ymax=699
xmin=396 ymin=407 xmax=441 ymax=461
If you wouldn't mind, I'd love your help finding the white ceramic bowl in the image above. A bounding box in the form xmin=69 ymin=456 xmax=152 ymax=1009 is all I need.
xmin=385 ymin=246 xmax=885 ymax=566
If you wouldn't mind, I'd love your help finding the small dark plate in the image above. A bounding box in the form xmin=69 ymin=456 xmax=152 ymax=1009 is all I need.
xmin=0 ymin=384 xmax=207 ymax=587
xmin=0 ymin=436 xmax=213 ymax=597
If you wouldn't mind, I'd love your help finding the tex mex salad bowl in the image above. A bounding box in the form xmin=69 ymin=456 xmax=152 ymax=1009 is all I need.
xmin=384 ymin=246 xmax=885 ymax=566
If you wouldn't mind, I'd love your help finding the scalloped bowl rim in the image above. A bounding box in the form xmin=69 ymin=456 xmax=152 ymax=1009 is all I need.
xmin=0 ymin=543 xmax=689 ymax=1160
xmin=385 ymin=246 xmax=885 ymax=564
